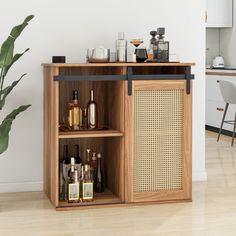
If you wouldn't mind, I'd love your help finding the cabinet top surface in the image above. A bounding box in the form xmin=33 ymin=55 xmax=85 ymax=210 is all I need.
xmin=206 ymin=69 xmax=236 ymax=77
xmin=42 ymin=62 xmax=195 ymax=68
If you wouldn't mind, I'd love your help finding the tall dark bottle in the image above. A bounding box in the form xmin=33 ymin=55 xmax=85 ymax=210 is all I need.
xmin=62 ymin=145 xmax=70 ymax=200
xmin=74 ymin=144 xmax=82 ymax=178
xmin=94 ymin=153 xmax=105 ymax=193
xmin=87 ymin=90 xmax=98 ymax=129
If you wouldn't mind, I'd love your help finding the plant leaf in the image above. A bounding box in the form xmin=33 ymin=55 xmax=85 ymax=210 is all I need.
xmin=0 ymin=74 xmax=27 ymax=110
xmin=0 ymin=36 xmax=14 ymax=69
xmin=0 ymin=15 xmax=34 ymax=69
xmin=10 ymin=15 xmax=34 ymax=38
xmin=0 ymin=104 xmax=31 ymax=155
xmin=4 ymin=48 xmax=29 ymax=76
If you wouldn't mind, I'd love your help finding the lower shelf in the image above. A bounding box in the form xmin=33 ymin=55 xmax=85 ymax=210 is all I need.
xmin=58 ymin=189 xmax=122 ymax=209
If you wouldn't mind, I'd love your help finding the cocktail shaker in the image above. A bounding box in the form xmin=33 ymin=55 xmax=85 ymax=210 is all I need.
xmin=116 ymin=32 xmax=127 ymax=62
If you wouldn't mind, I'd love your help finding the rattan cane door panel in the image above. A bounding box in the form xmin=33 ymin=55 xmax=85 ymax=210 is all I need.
xmin=125 ymin=80 xmax=192 ymax=203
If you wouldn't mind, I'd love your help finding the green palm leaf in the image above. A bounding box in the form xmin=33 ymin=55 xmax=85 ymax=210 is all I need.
xmin=0 ymin=105 xmax=31 ymax=155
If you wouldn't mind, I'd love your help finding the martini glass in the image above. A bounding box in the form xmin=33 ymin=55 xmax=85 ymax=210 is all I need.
xmin=130 ymin=39 xmax=147 ymax=62
xmin=130 ymin=39 xmax=143 ymax=48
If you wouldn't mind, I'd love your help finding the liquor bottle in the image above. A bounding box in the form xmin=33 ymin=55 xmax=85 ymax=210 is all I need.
xmin=116 ymin=32 xmax=127 ymax=62
xmin=153 ymin=28 xmax=169 ymax=62
xmin=69 ymin=90 xmax=80 ymax=130
xmin=59 ymin=157 xmax=65 ymax=201
xmin=62 ymin=145 xmax=70 ymax=199
xmin=147 ymin=30 xmax=157 ymax=60
xmin=90 ymin=152 xmax=97 ymax=179
xmin=87 ymin=90 xmax=98 ymax=129
xmin=85 ymin=149 xmax=91 ymax=165
xmin=68 ymin=157 xmax=80 ymax=203
xmin=82 ymin=164 xmax=94 ymax=201
xmin=94 ymin=153 xmax=105 ymax=193
xmin=74 ymin=144 xmax=82 ymax=178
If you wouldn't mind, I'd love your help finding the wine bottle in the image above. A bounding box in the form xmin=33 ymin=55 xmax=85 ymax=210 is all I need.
xmin=94 ymin=153 xmax=105 ymax=193
xmin=69 ymin=90 xmax=80 ymax=130
xmin=68 ymin=157 xmax=80 ymax=203
xmin=90 ymin=152 xmax=97 ymax=180
xmin=87 ymin=90 xmax=98 ymax=129
xmin=82 ymin=164 xmax=94 ymax=201
xmin=74 ymin=144 xmax=82 ymax=179
xmin=85 ymin=149 xmax=91 ymax=165
xmin=62 ymin=145 xmax=70 ymax=199
xmin=59 ymin=158 xmax=65 ymax=201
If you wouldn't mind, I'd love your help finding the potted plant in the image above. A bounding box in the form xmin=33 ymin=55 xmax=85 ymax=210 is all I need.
xmin=0 ymin=15 xmax=34 ymax=155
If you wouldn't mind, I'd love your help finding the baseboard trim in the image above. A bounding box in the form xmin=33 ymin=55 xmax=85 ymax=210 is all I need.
xmin=192 ymin=171 xmax=207 ymax=182
xmin=205 ymin=125 xmax=233 ymax=137
xmin=0 ymin=181 xmax=43 ymax=193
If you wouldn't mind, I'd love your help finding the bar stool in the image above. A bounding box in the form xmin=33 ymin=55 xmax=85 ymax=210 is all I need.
xmin=217 ymin=80 xmax=236 ymax=146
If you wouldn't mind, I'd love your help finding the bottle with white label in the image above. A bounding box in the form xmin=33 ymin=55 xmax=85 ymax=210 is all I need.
xmin=68 ymin=157 xmax=80 ymax=203
xmin=82 ymin=164 xmax=94 ymax=202
xmin=87 ymin=90 xmax=98 ymax=129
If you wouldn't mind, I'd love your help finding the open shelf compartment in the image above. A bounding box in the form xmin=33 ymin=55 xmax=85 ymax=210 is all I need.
xmin=57 ymin=70 xmax=125 ymax=209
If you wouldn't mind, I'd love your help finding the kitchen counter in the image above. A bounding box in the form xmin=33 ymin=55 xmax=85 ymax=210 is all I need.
xmin=206 ymin=69 xmax=236 ymax=76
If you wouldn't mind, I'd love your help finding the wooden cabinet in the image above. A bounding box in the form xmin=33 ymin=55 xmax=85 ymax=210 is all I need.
xmin=206 ymin=73 xmax=236 ymax=131
xmin=43 ymin=63 xmax=194 ymax=210
xmin=206 ymin=0 xmax=233 ymax=28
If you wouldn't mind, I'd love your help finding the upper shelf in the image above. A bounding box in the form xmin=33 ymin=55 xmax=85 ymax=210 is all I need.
xmin=42 ymin=62 xmax=195 ymax=68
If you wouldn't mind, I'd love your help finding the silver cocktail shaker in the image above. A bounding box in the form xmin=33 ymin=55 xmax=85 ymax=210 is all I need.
xmin=116 ymin=32 xmax=127 ymax=62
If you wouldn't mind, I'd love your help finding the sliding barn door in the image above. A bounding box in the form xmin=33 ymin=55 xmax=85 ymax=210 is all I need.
xmin=125 ymin=80 xmax=192 ymax=203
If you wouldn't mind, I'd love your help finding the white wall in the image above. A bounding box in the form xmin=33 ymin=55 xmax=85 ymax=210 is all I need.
xmin=220 ymin=2 xmax=236 ymax=66
xmin=0 ymin=0 xmax=206 ymax=193
xmin=206 ymin=28 xmax=220 ymax=66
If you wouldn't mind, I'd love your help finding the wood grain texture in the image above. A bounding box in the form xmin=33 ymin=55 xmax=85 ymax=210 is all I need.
xmin=105 ymin=80 xmax=125 ymax=201
xmin=124 ymin=81 xmax=134 ymax=203
xmin=206 ymin=71 xmax=236 ymax=76
xmin=43 ymin=66 xmax=59 ymax=208
xmin=42 ymin=62 xmax=195 ymax=67
xmin=43 ymin=64 xmax=193 ymax=209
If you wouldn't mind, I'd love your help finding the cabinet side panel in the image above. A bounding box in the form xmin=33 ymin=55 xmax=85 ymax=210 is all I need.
xmin=43 ymin=67 xmax=51 ymax=198
xmin=43 ymin=67 xmax=59 ymax=208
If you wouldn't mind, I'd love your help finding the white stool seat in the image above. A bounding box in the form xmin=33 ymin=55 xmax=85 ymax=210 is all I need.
xmin=217 ymin=80 xmax=236 ymax=146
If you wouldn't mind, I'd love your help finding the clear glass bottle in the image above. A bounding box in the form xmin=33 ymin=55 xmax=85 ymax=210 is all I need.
xmin=68 ymin=158 xmax=80 ymax=203
xmin=69 ymin=90 xmax=80 ymax=130
xmin=59 ymin=153 xmax=65 ymax=201
xmin=94 ymin=153 xmax=105 ymax=193
xmin=87 ymin=90 xmax=98 ymax=129
xmin=116 ymin=32 xmax=127 ymax=62
xmin=85 ymin=148 xmax=91 ymax=165
xmin=74 ymin=144 xmax=82 ymax=179
xmin=62 ymin=145 xmax=70 ymax=200
xmin=82 ymin=164 xmax=94 ymax=202
xmin=153 ymin=28 xmax=169 ymax=62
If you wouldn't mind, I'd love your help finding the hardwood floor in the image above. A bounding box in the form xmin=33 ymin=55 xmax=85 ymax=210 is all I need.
xmin=0 ymin=131 xmax=236 ymax=235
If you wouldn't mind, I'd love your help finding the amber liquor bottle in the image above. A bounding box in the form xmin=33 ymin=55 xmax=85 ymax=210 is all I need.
xmin=69 ymin=90 xmax=80 ymax=130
